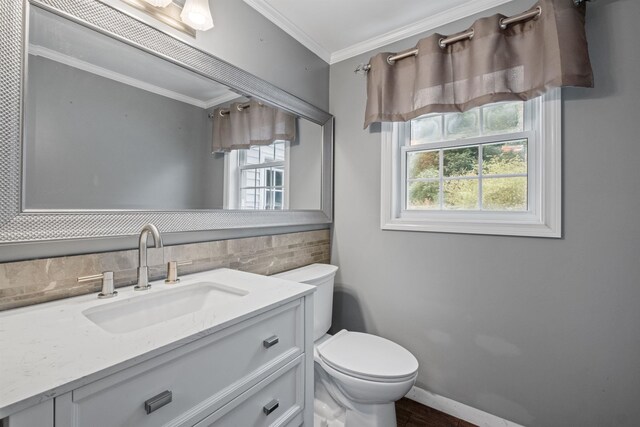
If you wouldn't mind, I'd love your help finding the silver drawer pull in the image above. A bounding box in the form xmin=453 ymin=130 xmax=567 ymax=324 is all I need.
xmin=263 ymin=399 xmax=279 ymax=416
xmin=144 ymin=390 xmax=172 ymax=414
xmin=263 ymin=335 xmax=279 ymax=348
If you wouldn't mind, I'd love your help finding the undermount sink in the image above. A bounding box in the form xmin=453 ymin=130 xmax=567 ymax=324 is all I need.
xmin=82 ymin=282 xmax=249 ymax=334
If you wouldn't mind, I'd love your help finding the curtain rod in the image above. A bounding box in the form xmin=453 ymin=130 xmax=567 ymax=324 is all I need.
xmin=208 ymin=102 xmax=251 ymax=118
xmin=355 ymin=0 xmax=592 ymax=74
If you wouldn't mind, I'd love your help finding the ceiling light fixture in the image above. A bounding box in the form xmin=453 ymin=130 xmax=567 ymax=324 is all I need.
xmin=180 ymin=0 xmax=214 ymax=31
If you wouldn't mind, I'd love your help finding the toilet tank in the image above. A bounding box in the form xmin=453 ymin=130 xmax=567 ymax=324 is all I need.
xmin=273 ymin=264 xmax=338 ymax=341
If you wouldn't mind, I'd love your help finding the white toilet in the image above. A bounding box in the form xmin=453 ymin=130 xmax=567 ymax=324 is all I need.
xmin=274 ymin=264 xmax=418 ymax=427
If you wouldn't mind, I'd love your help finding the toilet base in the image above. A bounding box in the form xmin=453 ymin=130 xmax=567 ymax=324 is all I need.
xmin=345 ymin=401 xmax=396 ymax=427
xmin=314 ymin=399 xmax=397 ymax=427
xmin=314 ymin=367 xmax=398 ymax=427
xmin=314 ymin=381 xmax=346 ymax=427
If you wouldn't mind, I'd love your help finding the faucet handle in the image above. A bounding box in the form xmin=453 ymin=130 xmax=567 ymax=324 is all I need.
xmin=78 ymin=271 xmax=117 ymax=299
xmin=165 ymin=260 xmax=192 ymax=284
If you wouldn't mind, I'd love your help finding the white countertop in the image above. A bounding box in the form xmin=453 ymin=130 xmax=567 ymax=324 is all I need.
xmin=0 ymin=268 xmax=314 ymax=418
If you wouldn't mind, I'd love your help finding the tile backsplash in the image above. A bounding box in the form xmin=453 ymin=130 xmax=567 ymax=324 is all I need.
xmin=0 ymin=229 xmax=330 ymax=311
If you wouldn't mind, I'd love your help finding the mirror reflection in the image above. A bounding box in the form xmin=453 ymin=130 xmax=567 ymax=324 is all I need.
xmin=23 ymin=7 xmax=323 ymax=211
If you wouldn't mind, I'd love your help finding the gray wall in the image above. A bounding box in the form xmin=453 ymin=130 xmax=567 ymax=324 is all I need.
xmin=101 ymin=0 xmax=329 ymax=110
xmin=24 ymin=56 xmax=222 ymax=210
xmin=289 ymin=119 xmax=323 ymax=210
xmin=329 ymin=0 xmax=640 ymax=426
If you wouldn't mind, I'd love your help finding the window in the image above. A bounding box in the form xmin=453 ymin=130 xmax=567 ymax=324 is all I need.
xmin=381 ymin=89 xmax=561 ymax=237
xmin=406 ymin=102 xmax=527 ymax=211
xmin=225 ymin=141 xmax=289 ymax=210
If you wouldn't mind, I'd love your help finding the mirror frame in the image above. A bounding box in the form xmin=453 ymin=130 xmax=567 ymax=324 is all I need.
xmin=0 ymin=0 xmax=333 ymax=244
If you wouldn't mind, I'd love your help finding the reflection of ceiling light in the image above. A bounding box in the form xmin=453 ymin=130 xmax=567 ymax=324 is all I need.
xmin=143 ymin=0 xmax=172 ymax=8
xmin=180 ymin=0 xmax=214 ymax=31
xmin=134 ymin=0 xmax=214 ymax=33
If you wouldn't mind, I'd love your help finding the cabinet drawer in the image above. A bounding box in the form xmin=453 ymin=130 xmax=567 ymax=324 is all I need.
xmin=194 ymin=355 xmax=304 ymax=427
xmin=70 ymin=300 xmax=303 ymax=427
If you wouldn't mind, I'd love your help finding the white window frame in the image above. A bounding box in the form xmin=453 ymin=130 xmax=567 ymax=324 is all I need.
xmin=381 ymin=89 xmax=561 ymax=238
xmin=224 ymin=141 xmax=290 ymax=210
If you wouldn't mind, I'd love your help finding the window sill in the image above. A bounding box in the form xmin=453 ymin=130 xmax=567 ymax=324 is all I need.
xmin=382 ymin=216 xmax=561 ymax=238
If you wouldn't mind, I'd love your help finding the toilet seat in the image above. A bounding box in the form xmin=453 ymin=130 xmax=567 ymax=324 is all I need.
xmin=316 ymin=330 xmax=419 ymax=383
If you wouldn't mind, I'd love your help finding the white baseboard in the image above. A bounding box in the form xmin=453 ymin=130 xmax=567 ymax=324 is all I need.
xmin=405 ymin=386 xmax=525 ymax=427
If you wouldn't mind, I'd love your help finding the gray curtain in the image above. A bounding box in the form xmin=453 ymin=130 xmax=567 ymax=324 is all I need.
xmin=364 ymin=0 xmax=593 ymax=128
xmin=212 ymin=99 xmax=296 ymax=152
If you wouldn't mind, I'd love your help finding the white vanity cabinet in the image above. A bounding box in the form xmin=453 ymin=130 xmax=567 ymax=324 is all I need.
xmin=55 ymin=299 xmax=310 ymax=427
xmin=4 ymin=296 xmax=313 ymax=427
xmin=1 ymin=269 xmax=315 ymax=427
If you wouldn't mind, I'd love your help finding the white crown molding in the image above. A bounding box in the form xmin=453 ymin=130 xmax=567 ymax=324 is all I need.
xmin=242 ymin=0 xmax=332 ymax=63
xmin=243 ymin=0 xmax=516 ymax=65
xmin=330 ymin=0 xmax=515 ymax=64
xmin=28 ymin=44 xmax=235 ymax=109
xmin=204 ymin=92 xmax=243 ymax=109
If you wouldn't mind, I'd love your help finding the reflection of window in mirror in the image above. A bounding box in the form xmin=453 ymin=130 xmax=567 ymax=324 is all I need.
xmin=224 ymin=141 xmax=290 ymax=210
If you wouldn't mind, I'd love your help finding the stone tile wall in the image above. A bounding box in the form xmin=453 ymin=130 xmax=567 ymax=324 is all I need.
xmin=0 ymin=230 xmax=330 ymax=311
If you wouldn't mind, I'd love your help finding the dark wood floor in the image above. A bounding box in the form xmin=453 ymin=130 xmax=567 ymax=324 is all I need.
xmin=396 ymin=398 xmax=478 ymax=427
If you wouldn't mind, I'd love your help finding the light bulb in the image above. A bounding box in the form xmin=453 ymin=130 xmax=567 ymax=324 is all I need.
xmin=180 ymin=0 xmax=214 ymax=31
xmin=142 ymin=0 xmax=172 ymax=8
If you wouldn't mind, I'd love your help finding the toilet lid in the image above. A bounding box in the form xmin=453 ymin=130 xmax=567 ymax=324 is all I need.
xmin=317 ymin=330 xmax=418 ymax=382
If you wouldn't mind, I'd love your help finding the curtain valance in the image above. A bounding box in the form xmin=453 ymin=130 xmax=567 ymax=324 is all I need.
xmin=364 ymin=0 xmax=593 ymax=128
xmin=212 ymin=99 xmax=296 ymax=152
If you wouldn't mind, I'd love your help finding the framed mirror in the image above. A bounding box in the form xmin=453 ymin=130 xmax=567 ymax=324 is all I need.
xmin=0 ymin=0 xmax=333 ymax=244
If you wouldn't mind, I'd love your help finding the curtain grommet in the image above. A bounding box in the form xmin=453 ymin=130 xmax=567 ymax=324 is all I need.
xmin=386 ymin=55 xmax=396 ymax=65
xmin=534 ymin=6 xmax=542 ymax=19
xmin=438 ymin=38 xmax=446 ymax=49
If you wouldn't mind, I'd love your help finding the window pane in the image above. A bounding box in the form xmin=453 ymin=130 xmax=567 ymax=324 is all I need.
xmin=240 ymin=188 xmax=257 ymax=209
xmin=236 ymin=141 xmax=286 ymax=211
xmin=265 ymin=189 xmax=272 ymax=209
xmin=407 ymin=182 xmax=439 ymax=210
xmin=242 ymin=146 xmax=261 ymax=165
xmin=274 ymin=169 xmax=284 ymax=186
xmin=482 ymin=177 xmax=527 ymax=211
xmin=408 ymin=151 xmax=439 ymax=179
xmin=411 ymin=116 xmax=441 ymax=145
xmin=444 ymin=179 xmax=479 ymax=210
xmin=482 ymin=102 xmax=524 ymax=135
xmin=241 ymin=169 xmax=260 ymax=188
xmin=261 ymin=145 xmax=276 ymax=163
xmin=445 ymin=110 xmax=480 ymax=139
xmin=274 ymin=141 xmax=285 ymax=161
xmin=261 ymin=187 xmax=269 ymax=209
xmin=266 ymin=169 xmax=273 ymax=186
xmin=443 ymin=146 xmax=478 ymax=177
xmin=482 ymin=140 xmax=527 ymax=176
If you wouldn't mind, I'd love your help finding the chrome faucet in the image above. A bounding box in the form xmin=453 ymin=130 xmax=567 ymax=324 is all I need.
xmin=134 ymin=224 xmax=163 ymax=291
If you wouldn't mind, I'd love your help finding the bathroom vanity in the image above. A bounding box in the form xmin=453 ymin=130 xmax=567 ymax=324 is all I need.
xmin=0 ymin=269 xmax=315 ymax=426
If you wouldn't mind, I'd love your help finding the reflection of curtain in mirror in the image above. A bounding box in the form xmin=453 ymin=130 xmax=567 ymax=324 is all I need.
xmin=211 ymin=99 xmax=296 ymax=152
